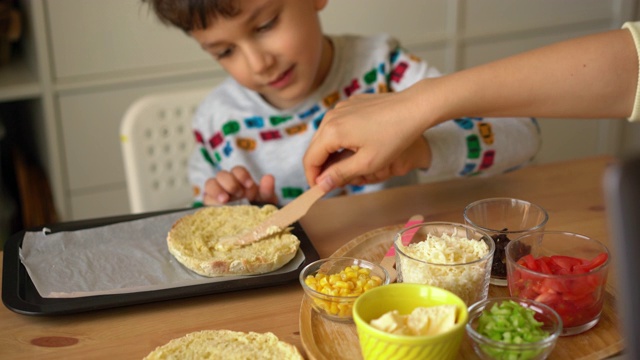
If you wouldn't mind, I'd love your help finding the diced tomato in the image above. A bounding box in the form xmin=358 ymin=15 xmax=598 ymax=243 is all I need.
xmin=575 ymin=294 xmax=596 ymax=308
xmin=570 ymin=266 xmax=589 ymax=275
xmin=585 ymin=274 xmax=603 ymax=288
xmin=552 ymin=301 xmax=574 ymax=317
xmin=530 ymin=282 xmax=545 ymax=295
xmin=519 ymin=254 xmax=539 ymax=271
xmin=508 ymin=252 xmax=609 ymax=329
xmin=562 ymin=287 xmax=591 ymax=301
xmin=574 ymin=253 xmax=609 ymax=272
xmin=534 ymin=292 xmax=561 ymax=305
xmin=536 ymin=258 xmax=553 ymax=274
xmin=555 ymin=268 xmax=573 ymax=275
xmin=517 ymin=284 xmax=539 ymax=300
xmin=550 ymin=255 xmax=582 ymax=271
xmin=541 ymin=278 xmax=567 ymax=293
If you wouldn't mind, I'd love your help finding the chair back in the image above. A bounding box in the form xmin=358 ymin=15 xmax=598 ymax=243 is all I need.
xmin=120 ymin=88 xmax=209 ymax=213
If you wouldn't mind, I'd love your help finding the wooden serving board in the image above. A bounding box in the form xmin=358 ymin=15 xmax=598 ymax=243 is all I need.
xmin=299 ymin=224 xmax=625 ymax=360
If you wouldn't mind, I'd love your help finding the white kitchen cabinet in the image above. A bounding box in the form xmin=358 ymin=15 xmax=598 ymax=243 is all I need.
xmin=464 ymin=0 xmax=615 ymax=36
xmin=1 ymin=0 xmax=636 ymax=221
xmin=45 ymin=0 xmax=214 ymax=80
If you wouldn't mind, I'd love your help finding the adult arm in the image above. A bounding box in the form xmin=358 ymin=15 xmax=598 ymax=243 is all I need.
xmin=424 ymin=26 xmax=637 ymax=122
xmin=305 ymin=24 xmax=639 ymax=191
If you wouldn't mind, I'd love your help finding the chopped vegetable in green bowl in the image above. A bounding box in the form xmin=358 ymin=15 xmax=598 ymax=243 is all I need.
xmin=466 ymin=297 xmax=562 ymax=360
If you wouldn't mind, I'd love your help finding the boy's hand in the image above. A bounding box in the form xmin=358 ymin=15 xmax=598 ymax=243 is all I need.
xmin=203 ymin=166 xmax=278 ymax=205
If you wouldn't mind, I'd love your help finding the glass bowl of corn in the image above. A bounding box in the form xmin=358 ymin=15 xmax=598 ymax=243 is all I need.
xmin=300 ymin=257 xmax=390 ymax=322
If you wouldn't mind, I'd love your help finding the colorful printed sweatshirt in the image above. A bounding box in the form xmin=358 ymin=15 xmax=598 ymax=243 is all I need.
xmin=189 ymin=34 xmax=541 ymax=205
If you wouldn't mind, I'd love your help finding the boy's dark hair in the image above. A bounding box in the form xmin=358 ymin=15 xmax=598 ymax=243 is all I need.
xmin=142 ymin=0 xmax=240 ymax=32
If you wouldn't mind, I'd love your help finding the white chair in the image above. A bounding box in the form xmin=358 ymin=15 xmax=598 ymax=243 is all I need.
xmin=120 ymin=88 xmax=210 ymax=213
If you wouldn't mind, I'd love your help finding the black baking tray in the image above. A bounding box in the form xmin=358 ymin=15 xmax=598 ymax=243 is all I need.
xmin=2 ymin=207 xmax=319 ymax=316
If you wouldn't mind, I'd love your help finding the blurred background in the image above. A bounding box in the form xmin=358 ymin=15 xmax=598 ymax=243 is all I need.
xmin=0 ymin=0 xmax=638 ymax=245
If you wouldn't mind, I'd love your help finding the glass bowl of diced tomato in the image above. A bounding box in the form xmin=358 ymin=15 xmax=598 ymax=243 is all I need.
xmin=505 ymin=231 xmax=610 ymax=336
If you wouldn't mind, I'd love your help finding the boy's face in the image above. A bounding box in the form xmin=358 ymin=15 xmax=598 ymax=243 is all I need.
xmin=190 ymin=0 xmax=331 ymax=110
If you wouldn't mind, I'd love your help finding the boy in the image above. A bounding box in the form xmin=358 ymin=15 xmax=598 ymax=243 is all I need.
xmin=144 ymin=0 xmax=541 ymax=206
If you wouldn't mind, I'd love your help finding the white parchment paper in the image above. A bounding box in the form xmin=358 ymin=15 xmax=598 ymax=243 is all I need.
xmin=19 ymin=208 xmax=304 ymax=298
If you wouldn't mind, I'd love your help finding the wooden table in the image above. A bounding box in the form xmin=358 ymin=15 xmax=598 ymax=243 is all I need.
xmin=0 ymin=156 xmax=624 ymax=359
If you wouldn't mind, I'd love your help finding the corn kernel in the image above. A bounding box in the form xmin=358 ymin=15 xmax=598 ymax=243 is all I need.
xmin=306 ymin=262 xmax=386 ymax=318
xmin=329 ymin=302 xmax=339 ymax=315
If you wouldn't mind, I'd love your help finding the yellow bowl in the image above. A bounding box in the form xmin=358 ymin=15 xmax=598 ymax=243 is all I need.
xmin=353 ymin=283 xmax=468 ymax=360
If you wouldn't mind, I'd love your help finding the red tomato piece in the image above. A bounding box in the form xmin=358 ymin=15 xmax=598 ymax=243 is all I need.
xmin=535 ymin=292 xmax=561 ymax=305
xmin=519 ymin=254 xmax=539 ymax=271
xmin=541 ymin=278 xmax=567 ymax=293
xmin=550 ymin=255 xmax=582 ymax=271
xmin=574 ymin=252 xmax=608 ymax=272
xmin=536 ymin=258 xmax=553 ymax=274
xmin=519 ymin=286 xmax=539 ymax=300
xmin=585 ymin=274 xmax=602 ymax=288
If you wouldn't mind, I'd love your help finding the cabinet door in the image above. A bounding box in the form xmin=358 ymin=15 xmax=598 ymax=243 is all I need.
xmin=460 ymin=1 xmax=618 ymax=164
xmin=45 ymin=0 xmax=214 ymax=79
xmin=465 ymin=0 xmax=616 ymax=36
xmin=320 ymin=0 xmax=448 ymax=45
xmin=70 ymin=188 xmax=130 ymax=221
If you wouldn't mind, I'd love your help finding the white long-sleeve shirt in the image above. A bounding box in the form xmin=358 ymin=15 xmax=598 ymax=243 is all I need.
xmin=189 ymin=34 xmax=541 ymax=205
xmin=624 ymin=21 xmax=640 ymax=122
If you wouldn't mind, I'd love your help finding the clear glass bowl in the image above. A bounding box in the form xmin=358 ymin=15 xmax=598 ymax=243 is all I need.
xmin=466 ymin=297 xmax=562 ymax=360
xmin=505 ymin=231 xmax=610 ymax=335
xmin=463 ymin=198 xmax=548 ymax=287
xmin=299 ymin=257 xmax=390 ymax=322
xmin=394 ymin=222 xmax=494 ymax=306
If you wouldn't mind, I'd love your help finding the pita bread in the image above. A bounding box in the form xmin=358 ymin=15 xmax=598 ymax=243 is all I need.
xmin=143 ymin=330 xmax=304 ymax=360
xmin=167 ymin=205 xmax=300 ymax=277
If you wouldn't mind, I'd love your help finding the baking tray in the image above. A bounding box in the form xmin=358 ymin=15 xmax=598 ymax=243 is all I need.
xmin=2 ymin=207 xmax=319 ymax=316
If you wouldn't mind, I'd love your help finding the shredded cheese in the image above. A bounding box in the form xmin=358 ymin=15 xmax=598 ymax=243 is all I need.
xmin=398 ymin=233 xmax=491 ymax=305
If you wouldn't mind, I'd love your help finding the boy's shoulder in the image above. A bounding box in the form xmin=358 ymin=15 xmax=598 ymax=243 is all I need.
xmin=196 ymin=77 xmax=255 ymax=115
xmin=329 ymin=33 xmax=405 ymax=78
xmin=333 ymin=33 xmax=400 ymax=53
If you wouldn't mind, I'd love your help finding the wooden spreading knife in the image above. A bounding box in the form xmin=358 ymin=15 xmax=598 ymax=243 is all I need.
xmin=216 ymin=185 xmax=327 ymax=249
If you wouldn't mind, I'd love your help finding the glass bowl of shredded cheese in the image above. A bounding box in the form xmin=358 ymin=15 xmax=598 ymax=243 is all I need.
xmin=466 ymin=297 xmax=562 ymax=360
xmin=300 ymin=257 xmax=390 ymax=322
xmin=395 ymin=222 xmax=495 ymax=306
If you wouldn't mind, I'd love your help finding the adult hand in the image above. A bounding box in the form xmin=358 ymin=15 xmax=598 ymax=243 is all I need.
xmin=304 ymin=85 xmax=432 ymax=191
xmin=203 ymin=166 xmax=278 ymax=205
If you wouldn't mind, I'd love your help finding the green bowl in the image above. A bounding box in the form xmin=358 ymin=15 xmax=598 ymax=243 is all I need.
xmin=353 ymin=283 xmax=468 ymax=360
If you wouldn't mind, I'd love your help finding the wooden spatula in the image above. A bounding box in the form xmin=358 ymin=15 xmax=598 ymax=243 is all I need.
xmin=216 ymin=185 xmax=327 ymax=249
xmin=380 ymin=214 xmax=424 ymax=282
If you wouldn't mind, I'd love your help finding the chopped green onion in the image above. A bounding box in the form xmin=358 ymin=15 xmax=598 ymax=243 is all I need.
xmin=475 ymin=300 xmax=550 ymax=360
